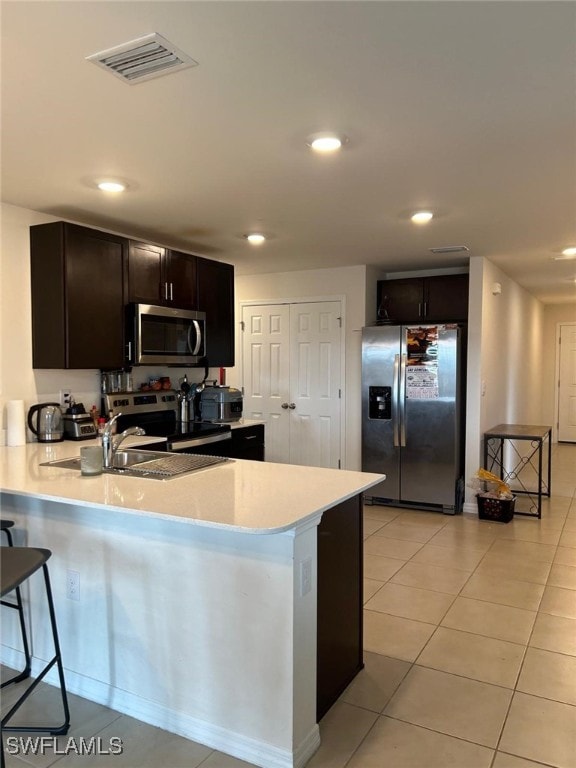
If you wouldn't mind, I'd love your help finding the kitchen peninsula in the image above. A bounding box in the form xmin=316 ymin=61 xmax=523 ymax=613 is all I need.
xmin=0 ymin=440 xmax=383 ymax=768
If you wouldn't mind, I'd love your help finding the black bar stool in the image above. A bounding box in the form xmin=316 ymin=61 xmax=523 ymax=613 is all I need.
xmin=0 ymin=521 xmax=31 ymax=688
xmin=1 ymin=547 xmax=70 ymax=768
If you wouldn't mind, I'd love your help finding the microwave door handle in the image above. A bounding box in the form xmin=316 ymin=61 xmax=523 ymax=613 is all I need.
xmin=188 ymin=320 xmax=202 ymax=356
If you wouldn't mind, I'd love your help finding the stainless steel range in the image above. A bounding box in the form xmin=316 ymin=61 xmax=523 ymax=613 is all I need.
xmin=103 ymin=391 xmax=232 ymax=454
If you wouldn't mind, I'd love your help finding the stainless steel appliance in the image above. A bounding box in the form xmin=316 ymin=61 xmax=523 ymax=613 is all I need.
xmin=361 ymin=324 xmax=465 ymax=514
xmin=103 ymin=391 xmax=232 ymax=454
xmin=200 ymin=386 xmax=243 ymax=423
xmin=127 ymin=304 xmax=206 ymax=366
xmin=62 ymin=413 xmax=98 ymax=441
xmin=27 ymin=403 xmax=64 ymax=443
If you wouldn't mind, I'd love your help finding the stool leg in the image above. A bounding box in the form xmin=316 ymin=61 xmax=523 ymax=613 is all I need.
xmin=0 ymin=584 xmax=31 ymax=687
xmin=1 ymin=564 xmax=70 ymax=747
xmin=1 ymin=529 xmax=32 ymax=688
xmin=42 ymin=563 xmax=70 ymax=735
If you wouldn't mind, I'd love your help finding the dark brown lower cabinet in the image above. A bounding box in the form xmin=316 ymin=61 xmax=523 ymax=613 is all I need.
xmin=317 ymin=494 xmax=363 ymax=720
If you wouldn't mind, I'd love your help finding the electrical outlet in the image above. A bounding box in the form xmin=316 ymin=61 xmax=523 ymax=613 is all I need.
xmin=66 ymin=569 xmax=80 ymax=601
xmin=300 ymin=557 xmax=312 ymax=597
xmin=60 ymin=389 xmax=72 ymax=407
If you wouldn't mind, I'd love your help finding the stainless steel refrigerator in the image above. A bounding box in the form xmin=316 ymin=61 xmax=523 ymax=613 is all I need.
xmin=361 ymin=324 xmax=465 ymax=514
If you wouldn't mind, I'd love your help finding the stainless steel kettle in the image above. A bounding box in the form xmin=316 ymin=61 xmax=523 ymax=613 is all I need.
xmin=27 ymin=402 xmax=64 ymax=442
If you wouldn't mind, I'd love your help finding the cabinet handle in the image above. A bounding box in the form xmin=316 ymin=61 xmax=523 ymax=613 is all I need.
xmin=126 ymin=341 xmax=132 ymax=361
xmin=418 ymin=302 xmax=422 ymax=317
xmin=170 ymin=282 xmax=174 ymax=301
xmin=423 ymin=301 xmax=428 ymax=317
xmin=164 ymin=282 xmax=169 ymax=301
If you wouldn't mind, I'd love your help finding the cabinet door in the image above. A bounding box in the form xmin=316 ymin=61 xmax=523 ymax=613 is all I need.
xmin=425 ymin=274 xmax=469 ymax=321
xmin=377 ymin=279 xmax=424 ymax=323
xmin=66 ymin=227 xmax=125 ymax=368
xmin=197 ymin=257 xmax=235 ymax=367
xmin=127 ymin=241 xmax=165 ymax=304
xmin=30 ymin=222 xmax=125 ymax=369
xmin=166 ymin=250 xmax=197 ymax=309
xmin=229 ymin=424 xmax=265 ymax=461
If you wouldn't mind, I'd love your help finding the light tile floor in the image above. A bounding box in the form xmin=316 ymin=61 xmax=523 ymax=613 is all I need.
xmin=2 ymin=442 xmax=576 ymax=767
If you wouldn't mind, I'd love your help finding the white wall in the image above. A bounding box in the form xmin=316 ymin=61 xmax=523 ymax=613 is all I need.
xmin=465 ymin=256 xmax=547 ymax=506
xmin=542 ymin=303 xmax=576 ymax=437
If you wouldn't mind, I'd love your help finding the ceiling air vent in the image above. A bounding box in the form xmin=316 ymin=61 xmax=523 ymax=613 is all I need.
xmin=429 ymin=246 xmax=470 ymax=254
xmin=86 ymin=33 xmax=198 ymax=84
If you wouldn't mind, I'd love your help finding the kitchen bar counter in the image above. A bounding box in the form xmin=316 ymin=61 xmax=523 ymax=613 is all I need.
xmin=0 ymin=439 xmax=381 ymax=533
xmin=0 ymin=441 xmax=383 ymax=768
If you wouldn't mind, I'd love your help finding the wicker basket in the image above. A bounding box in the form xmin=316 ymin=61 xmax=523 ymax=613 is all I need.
xmin=476 ymin=493 xmax=516 ymax=523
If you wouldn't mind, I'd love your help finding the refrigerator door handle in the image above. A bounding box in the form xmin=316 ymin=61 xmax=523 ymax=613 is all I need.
xmin=399 ymin=353 xmax=407 ymax=447
xmin=393 ymin=354 xmax=400 ymax=447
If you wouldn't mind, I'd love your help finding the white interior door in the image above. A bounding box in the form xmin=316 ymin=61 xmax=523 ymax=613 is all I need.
xmin=242 ymin=301 xmax=343 ymax=467
xmin=289 ymin=302 xmax=342 ymax=467
xmin=241 ymin=304 xmax=291 ymax=462
xmin=558 ymin=323 xmax=576 ymax=442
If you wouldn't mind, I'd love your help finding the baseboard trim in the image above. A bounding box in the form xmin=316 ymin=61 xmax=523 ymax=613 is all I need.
xmin=0 ymin=650 xmax=320 ymax=768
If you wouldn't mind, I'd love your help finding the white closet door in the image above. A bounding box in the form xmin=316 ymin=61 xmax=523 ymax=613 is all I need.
xmin=242 ymin=304 xmax=291 ymax=462
xmin=241 ymin=301 xmax=343 ymax=467
xmin=289 ymin=302 xmax=342 ymax=468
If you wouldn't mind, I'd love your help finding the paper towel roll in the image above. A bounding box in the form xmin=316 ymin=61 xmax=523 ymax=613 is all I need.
xmin=6 ymin=400 xmax=26 ymax=446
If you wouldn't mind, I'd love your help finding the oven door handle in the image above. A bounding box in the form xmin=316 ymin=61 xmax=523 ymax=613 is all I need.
xmin=168 ymin=432 xmax=231 ymax=451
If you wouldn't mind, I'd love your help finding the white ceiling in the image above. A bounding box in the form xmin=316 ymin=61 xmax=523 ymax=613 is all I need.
xmin=2 ymin=1 xmax=575 ymax=303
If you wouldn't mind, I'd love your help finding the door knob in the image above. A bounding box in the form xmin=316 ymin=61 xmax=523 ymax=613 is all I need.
xmin=288 ymin=403 xmax=296 ymax=410
xmin=281 ymin=402 xmax=289 ymax=409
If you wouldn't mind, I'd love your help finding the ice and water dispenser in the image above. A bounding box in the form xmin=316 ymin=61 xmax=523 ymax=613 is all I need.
xmin=368 ymin=386 xmax=391 ymax=420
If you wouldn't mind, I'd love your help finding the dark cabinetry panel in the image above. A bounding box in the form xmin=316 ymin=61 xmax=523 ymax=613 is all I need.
xmin=377 ymin=273 xmax=469 ymax=324
xmin=228 ymin=424 xmax=264 ymax=461
xmin=168 ymin=250 xmax=197 ymax=308
xmin=127 ymin=241 xmax=197 ymax=309
xmin=31 ymin=222 xmax=234 ymax=370
xmin=317 ymin=494 xmax=363 ymax=720
xmin=197 ymin=257 xmax=235 ymax=367
xmin=30 ymin=223 xmax=125 ymax=369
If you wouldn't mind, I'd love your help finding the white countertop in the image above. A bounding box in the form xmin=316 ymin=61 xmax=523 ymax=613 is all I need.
xmin=0 ymin=439 xmax=384 ymax=534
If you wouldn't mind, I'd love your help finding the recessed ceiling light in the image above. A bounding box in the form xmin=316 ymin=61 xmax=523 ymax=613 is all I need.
xmin=411 ymin=211 xmax=434 ymax=224
xmin=245 ymin=233 xmax=266 ymax=245
xmin=97 ymin=180 xmax=126 ymax=193
xmin=306 ymin=133 xmax=348 ymax=153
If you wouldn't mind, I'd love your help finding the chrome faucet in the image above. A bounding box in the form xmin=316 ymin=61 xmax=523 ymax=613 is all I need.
xmin=102 ymin=413 xmax=146 ymax=468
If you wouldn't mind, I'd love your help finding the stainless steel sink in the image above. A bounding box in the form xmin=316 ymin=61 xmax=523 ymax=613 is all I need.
xmin=41 ymin=449 xmax=229 ymax=479
xmin=110 ymin=449 xmax=167 ymax=468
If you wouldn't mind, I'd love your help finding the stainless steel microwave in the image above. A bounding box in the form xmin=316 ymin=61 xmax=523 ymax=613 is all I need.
xmin=127 ymin=304 xmax=206 ymax=366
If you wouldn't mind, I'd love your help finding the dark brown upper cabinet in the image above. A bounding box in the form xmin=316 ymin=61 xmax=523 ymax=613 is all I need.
xmin=127 ymin=241 xmax=197 ymax=309
xmin=197 ymin=257 xmax=235 ymax=367
xmin=30 ymin=222 xmax=125 ymax=369
xmin=377 ymin=274 xmax=469 ymax=324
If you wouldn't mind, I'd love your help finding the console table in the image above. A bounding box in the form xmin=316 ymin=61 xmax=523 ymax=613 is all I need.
xmin=483 ymin=424 xmax=552 ymax=518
